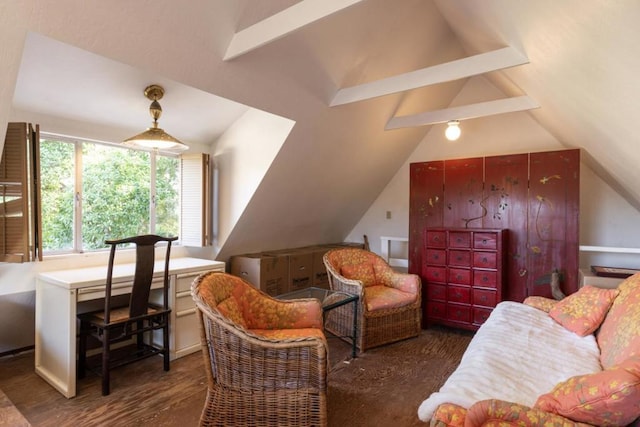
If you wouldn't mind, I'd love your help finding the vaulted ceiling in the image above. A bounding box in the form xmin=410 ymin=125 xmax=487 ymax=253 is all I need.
xmin=1 ymin=0 xmax=639 ymax=261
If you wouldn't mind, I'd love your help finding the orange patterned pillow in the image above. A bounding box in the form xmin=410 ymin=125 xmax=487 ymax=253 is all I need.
xmin=523 ymin=295 xmax=558 ymax=313
xmin=340 ymin=263 xmax=377 ymax=287
xmin=549 ymin=285 xmax=618 ymax=336
xmin=534 ymin=356 xmax=640 ymax=426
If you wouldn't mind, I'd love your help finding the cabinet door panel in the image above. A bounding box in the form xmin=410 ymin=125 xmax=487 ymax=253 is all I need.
xmin=409 ymin=161 xmax=444 ymax=275
xmin=483 ymin=154 xmax=528 ymax=301
xmin=528 ymin=150 xmax=580 ymax=297
xmin=444 ymin=158 xmax=484 ymax=227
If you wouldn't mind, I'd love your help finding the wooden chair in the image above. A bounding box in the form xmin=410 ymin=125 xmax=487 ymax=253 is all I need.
xmin=77 ymin=234 xmax=177 ymax=395
xmin=323 ymin=247 xmax=422 ymax=352
xmin=191 ymin=271 xmax=328 ymax=426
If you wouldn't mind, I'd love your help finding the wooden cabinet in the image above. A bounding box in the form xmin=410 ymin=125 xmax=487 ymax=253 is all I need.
xmin=409 ymin=149 xmax=579 ymax=303
xmin=423 ymin=228 xmax=507 ymax=331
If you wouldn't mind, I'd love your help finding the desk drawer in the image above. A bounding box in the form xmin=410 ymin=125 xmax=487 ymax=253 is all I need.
xmin=176 ymin=272 xmax=205 ymax=293
xmin=77 ymin=278 xmax=163 ymax=302
xmin=174 ymin=309 xmax=200 ymax=355
xmin=176 ymin=289 xmax=196 ymax=312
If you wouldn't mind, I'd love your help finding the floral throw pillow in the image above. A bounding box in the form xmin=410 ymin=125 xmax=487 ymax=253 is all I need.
xmin=340 ymin=263 xmax=377 ymax=287
xmin=534 ymin=356 xmax=640 ymax=426
xmin=548 ymin=285 xmax=618 ymax=336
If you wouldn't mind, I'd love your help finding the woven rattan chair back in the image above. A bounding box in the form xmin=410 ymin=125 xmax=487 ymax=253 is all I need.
xmin=191 ymin=271 xmax=328 ymax=427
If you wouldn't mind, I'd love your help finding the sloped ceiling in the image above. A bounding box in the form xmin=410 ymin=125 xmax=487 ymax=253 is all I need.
xmin=1 ymin=0 xmax=639 ymax=261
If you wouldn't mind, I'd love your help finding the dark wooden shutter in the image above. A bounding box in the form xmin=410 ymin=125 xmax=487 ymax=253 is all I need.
xmin=0 ymin=122 xmax=42 ymax=262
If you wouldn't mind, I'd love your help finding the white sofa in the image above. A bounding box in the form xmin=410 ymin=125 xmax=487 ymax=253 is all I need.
xmin=417 ymin=301 xmax=601 ymax=420
xmin=418 ymin=274 xmax=640 ymax=426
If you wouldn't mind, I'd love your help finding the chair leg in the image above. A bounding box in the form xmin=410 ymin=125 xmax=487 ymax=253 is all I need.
xmin=163 ymin=316 xmax=170 ymax=371
xmin=77 ymin=320 xmax=87 ymax=379
xmin=136 ymin=320 xmax=144 ymax=352
xmin=101 ymin=328 xmax=110 ymax=396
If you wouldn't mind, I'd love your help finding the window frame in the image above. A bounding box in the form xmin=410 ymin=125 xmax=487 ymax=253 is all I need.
xmin=39 ymin=132 xmax=181 ymax=255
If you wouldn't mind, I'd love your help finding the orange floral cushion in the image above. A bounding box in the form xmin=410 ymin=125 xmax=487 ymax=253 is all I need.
xmin=250 ymin=328 xmax=326 ymax=341
xmin=597 ymin=273 xmax=640 ymax=368
xmin=523 ymin=295 xmax=558 ymax=313
xmin=431 ymin=403 xmax=466 ymax=427
xmin=364 ymin=285 xmax=416 ymax=311
xmin=341 ymin=262 xmax=377 ymax=287
xmin=216 ymin=296 xmax=248 ymax=328
xmin=197 ymin=272 xmax=323 ymax=331
xmin=467 ymin=399 xmax=592 ymax=426
xmin=549 ymin=285 xmax=618 ymax=336
xmin=534 ymin=356 xmax=640 ymax=426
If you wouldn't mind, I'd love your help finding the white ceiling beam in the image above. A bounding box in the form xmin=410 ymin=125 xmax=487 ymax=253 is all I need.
xmin=331 ymin=46 xmax=529 ymax=106
xmin=385 ymin=96 xmax=539 ymax=130
xmin=224 ymin=0 xmax=365 ymax=60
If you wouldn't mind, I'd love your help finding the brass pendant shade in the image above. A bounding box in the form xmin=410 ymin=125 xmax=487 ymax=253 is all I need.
xmin=124 ymin=84 xmax=188 ymax=151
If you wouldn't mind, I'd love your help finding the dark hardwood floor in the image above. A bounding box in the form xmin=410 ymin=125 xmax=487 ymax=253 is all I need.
xmin=0 ymin=337 xmax=354 ymax=427
xmin=0 ymin=349 xmax=206 ymax=426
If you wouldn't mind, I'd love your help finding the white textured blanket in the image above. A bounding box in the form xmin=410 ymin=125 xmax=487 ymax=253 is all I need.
xmin=417 ymin=301 xmax=602 ymax=422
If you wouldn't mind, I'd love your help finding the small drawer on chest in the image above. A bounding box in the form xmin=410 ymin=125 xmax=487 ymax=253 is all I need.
xmin=424 ymin=266 xmax=447 ymax=283
xmin=448 ymin=285 xmax=470 ymax=304
xmin=447 ymin=303 xmax=471 ymax=323
xmin=427 ymin=301 xmax=446 ymax=319
xmin=473 ymin=288 xmax=497 ymax=307
xmin=449 ymin=231 xmax=471 ymax=248
xmin=426 ymin=230 xmax=447 ymax=248
xmin=473 ymin=307 xmax=493 ymax=326
xmin=448 ymin=268 xmax=471 ymax=285
xmin=425 ymin=249 xmax=447 ymax=265
xmin=427 ymin=283 xmax=446 ymax=301
xmin=474 ymin=270 xmax=497 ymax=288
xmin=473 ymin=251 xmax=497 ymax=269
xmin=449 ymin=250 xmax=471 ymax=267
xmin=473 ymin=232 xmax=498 ymax=250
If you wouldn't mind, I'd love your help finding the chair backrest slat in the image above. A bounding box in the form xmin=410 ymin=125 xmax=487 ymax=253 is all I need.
xmin=103 ymin=234 xmax=178 ymax=321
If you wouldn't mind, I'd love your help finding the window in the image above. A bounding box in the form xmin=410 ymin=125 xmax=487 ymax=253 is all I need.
xmin=39 ymin=134 xmax=180 ymax=253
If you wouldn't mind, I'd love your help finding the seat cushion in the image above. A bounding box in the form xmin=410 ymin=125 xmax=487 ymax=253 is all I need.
xmin=364 ymin=285 xmax=416 ymax=311
xmin=249 ymin=328 xmax=326 ymax=341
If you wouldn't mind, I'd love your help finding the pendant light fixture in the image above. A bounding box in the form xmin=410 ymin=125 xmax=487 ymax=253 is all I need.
xmin=123 ymin=84 xmax=188 ymax=151
xmin=445 ymin=120 xmax=461 ymax=141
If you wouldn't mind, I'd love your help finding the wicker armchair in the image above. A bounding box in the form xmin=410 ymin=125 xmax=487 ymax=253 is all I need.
xmin=191 ymin=271 xmax=328 ymax=427
xmin=323 ymin=247 xmax=422 ymax=352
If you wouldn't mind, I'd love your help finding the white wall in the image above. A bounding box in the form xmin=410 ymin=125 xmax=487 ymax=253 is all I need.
xmin=347 ymin=76 xmax=640 ymax=270
xmin=213 ymin=108 xmax=294 ymax=249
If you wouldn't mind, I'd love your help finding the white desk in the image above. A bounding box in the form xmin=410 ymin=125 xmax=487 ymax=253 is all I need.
xmin=35 ymin=257 xmax=224 ymax=398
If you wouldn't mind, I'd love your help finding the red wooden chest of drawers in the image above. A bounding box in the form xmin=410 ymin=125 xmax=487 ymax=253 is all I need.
xmin=423 ymin=228 xmax=507 ymax=331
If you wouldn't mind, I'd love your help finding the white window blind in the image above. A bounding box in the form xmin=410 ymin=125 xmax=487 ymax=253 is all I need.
xmin=180 ymin=153 xmax=211 ymax=247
